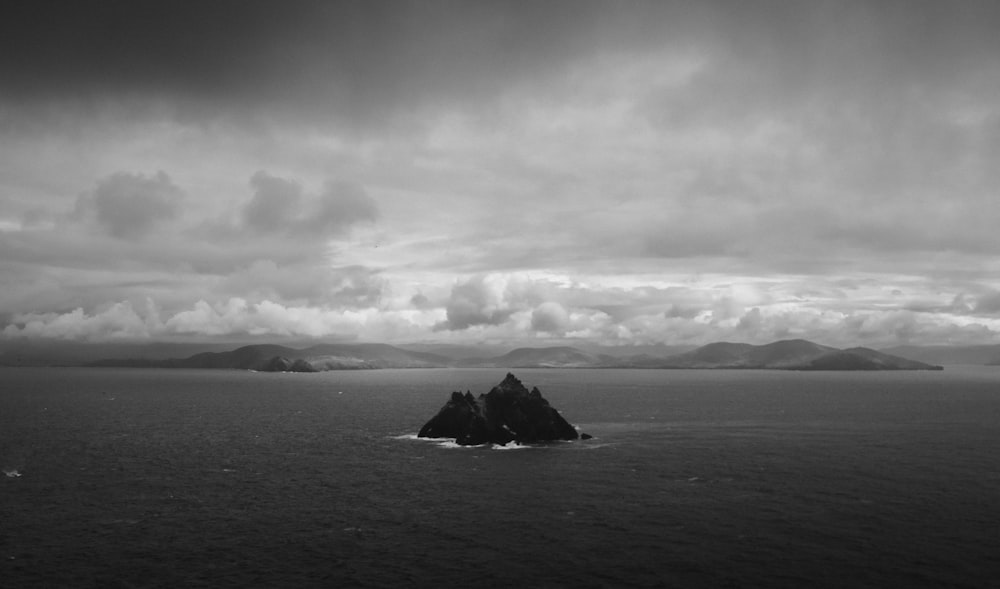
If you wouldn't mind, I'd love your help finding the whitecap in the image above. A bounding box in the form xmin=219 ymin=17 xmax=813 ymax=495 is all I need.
xmin=491 ymin=443 xmax=532 ymax=450
xmin=3 ymin=469 xmax=22 ymax=478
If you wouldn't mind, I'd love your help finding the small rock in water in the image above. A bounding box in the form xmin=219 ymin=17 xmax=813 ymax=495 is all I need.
xmin=417 ymin=373 xmax=589 ymax=446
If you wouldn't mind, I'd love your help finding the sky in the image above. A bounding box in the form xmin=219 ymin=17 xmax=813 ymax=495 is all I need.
xmin=2 ymin=0 xmax=1000 ymax=349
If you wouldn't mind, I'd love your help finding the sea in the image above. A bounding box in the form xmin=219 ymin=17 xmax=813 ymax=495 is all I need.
xmin=1 ymin=366 xmax=998 ymax=588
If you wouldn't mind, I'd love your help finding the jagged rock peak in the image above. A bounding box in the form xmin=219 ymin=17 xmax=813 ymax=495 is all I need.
xmin=493 ymin=372 xmax=529 ymax=394
xmin=417 ymin=373 xmax=585 ymax=446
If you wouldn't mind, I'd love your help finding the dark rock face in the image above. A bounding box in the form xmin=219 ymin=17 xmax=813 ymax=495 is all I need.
xmin=418 ymin=373 xmax=582 ymax=445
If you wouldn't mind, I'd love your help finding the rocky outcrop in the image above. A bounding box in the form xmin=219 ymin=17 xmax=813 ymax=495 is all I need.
xmin=418 ymin=373 xmax=583 ymax=445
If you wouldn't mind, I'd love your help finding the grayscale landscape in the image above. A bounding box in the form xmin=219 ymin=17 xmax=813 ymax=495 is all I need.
xmin=2 ymin=1 xmax=999 ymax=587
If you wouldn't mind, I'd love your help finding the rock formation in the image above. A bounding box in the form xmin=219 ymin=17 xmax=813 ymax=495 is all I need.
xmin=418 ymin=373 xmax=583 ymax=445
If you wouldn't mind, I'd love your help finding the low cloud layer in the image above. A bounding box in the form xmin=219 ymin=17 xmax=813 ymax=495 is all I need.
xmin=6 ymin=274 xmax=1000 ymax=348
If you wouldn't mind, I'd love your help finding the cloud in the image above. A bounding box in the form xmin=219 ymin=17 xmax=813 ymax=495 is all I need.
xmin=0 ymin=169 xmax=384 ymax=323
xmin=436 ymin=275 xmax=516 ymax=331
xmin=2 ymin=300 xmax=159 ymax=342
xmin=1 ymin=296 xmax=443 ymax=343
xmin=208 ymin=172 xmax=379 ymax=242
xmin=531 ymin=302 xmax=570 ymax=334
xmin=410 ymin=293 xmax=433 ymax=310
xmin=736 ymin=307 xmax=764 ymax=333
xmin=239 ymin=173 xmax=378 ymax=238
xmin=665 ymin=304 xmax=701 ymax=319
xmin=73 ymin=171 xmax=183 ymax=239
xmin=243 ymin=171 xmax=303 ymax=232
xmin=4 ymin=274 xmax=1000 ymax=347
xmin=973 ymin=290 xmax=1000 ymax=315
xmin=300 ymin=181 xmax=379 ymax=236
xmin=3 ymin=3 xmax=1000 ymax=348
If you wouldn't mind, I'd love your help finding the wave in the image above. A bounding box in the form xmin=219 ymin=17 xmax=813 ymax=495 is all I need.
xmin=391 ymin=432 xmax=606 ymax=450
xmin=390 ymin=433 xmax=476 ymax=448
xmin=491 ymin=442 xmax=532 ymax=450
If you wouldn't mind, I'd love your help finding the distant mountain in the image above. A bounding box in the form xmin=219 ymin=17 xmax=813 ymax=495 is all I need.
xmin=83 ymin=339 xmax=943 ymax=371
xmin=658 ymin=339 xmax=837 ymax=368
xmin=455 ymin=339 xmax=940 ymax=370
xmin=461 ymin=346 xmax=604 ymax=368
xmin=656 ymin=339 xmax=941 ymax=370
xmin=90 ymin=343 xmax=450 ymax=371
xmin=396 ymin=342 xmax=513 ymax=360
xmin=800 ymin=347 xmax=943 ymax=371
xmin=880 ymin=344 xmax=1000 ymax=366
xmin=573 ymin=343 xmax=697 ymax=358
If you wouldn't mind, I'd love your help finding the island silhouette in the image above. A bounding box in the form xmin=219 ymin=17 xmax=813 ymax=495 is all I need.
xmin=418 ymin=373 xmax=587 ymax=446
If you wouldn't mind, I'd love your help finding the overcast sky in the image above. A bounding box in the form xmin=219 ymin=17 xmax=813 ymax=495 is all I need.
xmin=2 ymin=0 xmax=1000 ymax=348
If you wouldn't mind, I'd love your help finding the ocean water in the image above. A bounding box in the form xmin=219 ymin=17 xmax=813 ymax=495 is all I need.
xmin=1 ymin=366 xmax=999 ymax=588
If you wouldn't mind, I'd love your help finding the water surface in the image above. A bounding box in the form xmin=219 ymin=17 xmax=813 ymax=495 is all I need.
xmin=2 ymin=367 xmax=998 ymax=587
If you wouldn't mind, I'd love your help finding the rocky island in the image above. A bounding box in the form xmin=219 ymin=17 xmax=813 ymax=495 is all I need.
xmin=418 ymin=373 xmax=588 ymax=446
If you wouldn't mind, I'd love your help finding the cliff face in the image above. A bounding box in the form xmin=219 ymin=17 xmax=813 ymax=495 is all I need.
xmin=418 ymin=373 xmax=582 ymax=446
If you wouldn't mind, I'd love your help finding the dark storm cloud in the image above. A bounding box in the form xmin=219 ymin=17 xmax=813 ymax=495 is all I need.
xmin=224 ymin=171 xmax=378 ymax=242
xmin=73 ymin=171 xmax=183 ymax=240
xmin=0 ymin=0 xmax=628 ymax=126
xmin=0 ymin=1 xmax=313 ymax=102
xmin=4 ymin=0 xmax=999 ymax=130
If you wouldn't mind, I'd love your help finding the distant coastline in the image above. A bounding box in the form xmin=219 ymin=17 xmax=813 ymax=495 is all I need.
xmin=56 ymin=339 xmax=946 ymax=372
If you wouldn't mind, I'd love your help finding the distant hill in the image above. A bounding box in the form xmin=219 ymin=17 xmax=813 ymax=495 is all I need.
xmin=880 ymin=344 xmax=1000 ymax=366
xmin=656 ymin=340 xmax=942 ymax=370
xmin=82 ymin=338 xmax=942 ymax=371
xmin=456 ymin=339 xmax=941 ymax=371
xmin=90 ymin=343 xmax=450 ymax=371
xmin=460 ymin=346 xmax=604 ymax=368
xmin=800 ymin=347 xmax=943 ymax=371
xmin=659 ymin=339 xmax=837 ymax=368
xmin=396 ymin=342 xmax=513 ymax=360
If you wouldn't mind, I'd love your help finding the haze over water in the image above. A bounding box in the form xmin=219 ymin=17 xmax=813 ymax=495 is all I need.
xmin=2 ymin=367 xmax=998 ymax=587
